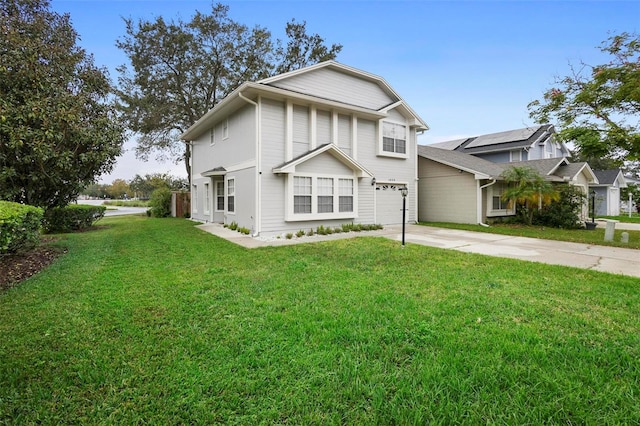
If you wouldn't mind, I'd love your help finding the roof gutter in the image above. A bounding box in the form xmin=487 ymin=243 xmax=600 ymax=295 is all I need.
xmin=238 ymin=92 xmax=262 ymax=237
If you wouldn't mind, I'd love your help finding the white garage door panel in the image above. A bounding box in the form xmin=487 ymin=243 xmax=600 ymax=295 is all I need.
xmin=376 ymin=184 xmax=404 ymax=225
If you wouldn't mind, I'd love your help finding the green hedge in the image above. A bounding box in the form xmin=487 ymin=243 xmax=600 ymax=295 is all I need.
xmin=0 ymin=201 xmax=44 ymax=255
xmin=43 ymin=204 xmax=106 ymax=233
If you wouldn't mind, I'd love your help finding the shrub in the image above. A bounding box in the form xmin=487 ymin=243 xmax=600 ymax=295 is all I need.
xmin=285 ymin=233 xmax=293 ymax=239
xmin=0 ymin=201 xmax=44 ymax=255
xmin=238 ymin=227 xmax=250 ymax=235
xmin=306 ymin=229 xmax=315 ymax=237
xmin=228 ymin=221 xmax=238 ymax=231
xmin=296 ymin=229 xmax=306 ymax=238
xmin=534 ymin=184 xmax=586 ymax=229
xmin=43 ymin=204 xmax=105 ymax=233
xmin=149 ymin=188 xmax=172 ymax=217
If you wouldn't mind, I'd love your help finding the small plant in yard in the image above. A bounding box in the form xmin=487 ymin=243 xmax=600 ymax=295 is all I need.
xmin=285 ymin=232 xmax=293 ymax=239
xmin=228 ymin=221 xmax=238 ymax=231
xmin=296 ymin=229 xmax=305 ymax=238
xmin=316 ymin=225 xmax=327 ymax=235
xmin=238 ymin=227 xmax=250 ymax=235
xmin=306 ymin=228 xmax=315 ymax=237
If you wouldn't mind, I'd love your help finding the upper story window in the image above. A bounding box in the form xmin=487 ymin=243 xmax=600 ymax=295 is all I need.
xmin=210 ymin=128 xmax=216 ymax=146
xmin=378 ymin=120 xmax=408 ymax=159
xmin=510 ymin=150 xmax=522 ymax=162
xmin=382 ymin=122 xmax=406 ymax=154
xmin=222 ymin=118 xmax=229 ymax=139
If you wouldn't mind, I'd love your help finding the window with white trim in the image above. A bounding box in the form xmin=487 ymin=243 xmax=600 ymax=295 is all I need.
xmin=288 ymin=175 xmax=357 ymax=221
xmin=338 ymin=178 xmax=354 ymax=212
xmin=227 ymin=178 xmax=235 ymax=213
xmin=293 ymin=176 xmax=312 ymax=214
xmin=382 ymin=122 xmax=406 ymax=154
xmin=204 ymin=183 xmax=210 ymax=214
xmin=510 ymin=150 xmax=522 ymax=162
xmin=317 ymin=178 xmax=334 ymax=213
xmin=215 ymin=181 xmax=224 ymax=211
xmin=222 ymin=118 xmax=229 ymax=139
xmin=487 ymin=183 xmax=514 ymax=216
xmin=210 ymin=128 xmax=216 ymax=146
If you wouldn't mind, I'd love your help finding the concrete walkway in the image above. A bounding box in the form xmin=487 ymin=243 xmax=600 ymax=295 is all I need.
xmin=196 ymin=223 xmax=640 ymax=278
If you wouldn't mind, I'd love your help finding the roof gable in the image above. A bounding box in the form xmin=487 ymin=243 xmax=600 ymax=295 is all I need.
xmin=418 ymin=145 xmax=505 ymax=179
xmin=272 ymin=144 xmax=373 ymax=178
xmin=593 ymin=169 xmax=627 ymax=187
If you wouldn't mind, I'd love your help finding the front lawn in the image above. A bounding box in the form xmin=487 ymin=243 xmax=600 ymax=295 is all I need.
xmin=599 ymin=213 xmax=640 ymax=224
xmin=1 ymin=216 xmax=639 ymax=424
xmin=420 ymin=221 xmax=640 ymax=250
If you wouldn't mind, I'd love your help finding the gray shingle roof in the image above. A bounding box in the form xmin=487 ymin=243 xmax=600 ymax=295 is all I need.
xmin=593 ymin=169 xmax=623 ymax=185
xmin=417 ymin=145 xmax=506 ymax=178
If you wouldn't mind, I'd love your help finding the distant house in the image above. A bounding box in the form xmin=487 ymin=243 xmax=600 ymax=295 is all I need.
xmin=431 ymin=124 xmax=570 ymax=163
xmin=182 ymin=61 xmax=428 ymax=236
xmin=417 ymin=145 xmax=597 ymax=224
xmin=591 ymin=169 xmax=627 ymax=216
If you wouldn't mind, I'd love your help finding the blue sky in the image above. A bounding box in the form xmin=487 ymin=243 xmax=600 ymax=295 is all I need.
xmin=51 ymin=0 xmax=640 ymax=183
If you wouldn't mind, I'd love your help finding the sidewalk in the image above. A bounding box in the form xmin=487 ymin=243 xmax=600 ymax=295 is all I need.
xmin=196 ymin=223 xmax=640 ymax=278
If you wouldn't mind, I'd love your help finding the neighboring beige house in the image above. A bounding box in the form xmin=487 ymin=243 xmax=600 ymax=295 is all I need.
xmin=182 ymin=61 xmax=428 ymax=237
xmin=417 ymin=145 xmax=598 ymax=224
xmin=591 ymin=169 xmax=627 ymax=216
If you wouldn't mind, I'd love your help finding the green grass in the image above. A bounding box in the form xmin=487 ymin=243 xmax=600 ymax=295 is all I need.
xmin=102 ymin=199 xmax=150 ymax=207
xmin=420 ymin=221 xmax=640 ymax=250
xmin=598 ymin=213 xmax=640 ymax=223
xmin=1 ymin=216 xmax=639 ymax=424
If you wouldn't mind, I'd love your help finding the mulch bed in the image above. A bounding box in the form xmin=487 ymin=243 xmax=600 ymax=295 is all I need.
xmin=0 ymin=239 xmax=67 ymax=291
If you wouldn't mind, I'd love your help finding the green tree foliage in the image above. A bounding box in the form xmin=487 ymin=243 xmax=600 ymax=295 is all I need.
xmin=116 ymin=3 xmax=342 ymax=178
xmin=501 ymin=166 xmax=559 ymax=225
xmin=0 ymin=0 xmax=125 ymax=208
xmin=534 ymin=184 xmax=586 ymax=229
xmin=129 ymin=173 xmax=188 ymax=199
xmin=528 ymin=32 xmax=640 ymax=161
xmin=149 ymin=187 xmax=172 ymax=218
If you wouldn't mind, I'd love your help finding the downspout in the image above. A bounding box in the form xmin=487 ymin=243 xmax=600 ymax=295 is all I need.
xmin=478 ymin=179 xmax=496 ymax=226
xmin=239 ymin=92 xmax=261 ymax=237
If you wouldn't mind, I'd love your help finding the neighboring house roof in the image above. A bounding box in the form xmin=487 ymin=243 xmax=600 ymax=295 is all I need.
xmin=181 ymin=60 xmax=428 ymax=141
xmin=430 ymin=124 xmax=566 ymax=155
xmin=417 ymin=145 xmax=506 ymax=179
xmin=418 ymin=146 xmax=598 ymax=183
xmin=592 ymin=169 xmax=627 ymax=188
xmin=272 ymin=143 xmax=373 ymax=178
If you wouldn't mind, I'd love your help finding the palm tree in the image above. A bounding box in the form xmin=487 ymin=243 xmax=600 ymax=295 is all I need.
xmin=501 ymin=166 xmax=559 ymax=225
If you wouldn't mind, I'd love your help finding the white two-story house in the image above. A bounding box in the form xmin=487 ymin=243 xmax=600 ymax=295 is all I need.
xmin=181 ymin=61 xmax=428 ymax=237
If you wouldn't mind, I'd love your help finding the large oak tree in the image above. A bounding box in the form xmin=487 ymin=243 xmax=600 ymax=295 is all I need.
xmin=116 ymin=3 xmax=342 ymax=179
xmin=0 ymin=0 xmax=125 ymax=208
xmin=528 ymin=32 xmax=640 ymax=162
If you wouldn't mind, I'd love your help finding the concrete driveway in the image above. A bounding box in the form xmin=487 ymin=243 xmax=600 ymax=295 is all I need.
xmin=197 ymin=223 xmax=640 ymax=278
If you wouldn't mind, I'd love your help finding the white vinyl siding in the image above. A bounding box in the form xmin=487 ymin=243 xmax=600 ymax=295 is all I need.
xmin=292 ymin=105 xmax=309 ymax=158
xmin=317 ymin=110 xmax=332 ymax=145
xmin=337 ymin=114 xmax=352 ymax=156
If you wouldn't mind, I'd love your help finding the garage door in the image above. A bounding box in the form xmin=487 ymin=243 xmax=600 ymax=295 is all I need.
xmin=375 ymin=184 xmax=404 ymax=225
